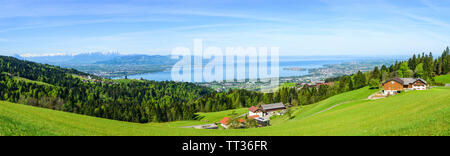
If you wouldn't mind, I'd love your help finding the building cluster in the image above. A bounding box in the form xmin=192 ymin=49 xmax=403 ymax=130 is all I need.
xmin=219 ymin=103 xmax=286 ymax=129
xmin=80 ymin=75 xmax=118 ymax=85
xmin=296 ymin=81 xmax=334 ymax=88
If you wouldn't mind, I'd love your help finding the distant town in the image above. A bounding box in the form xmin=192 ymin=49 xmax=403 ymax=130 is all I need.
xmin=196 ymin=60 xmax=395 ymax=92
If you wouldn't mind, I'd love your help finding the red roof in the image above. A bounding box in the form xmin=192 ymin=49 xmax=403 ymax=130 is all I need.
xmin=220 ymin=117 xmax=231 ymax=125
xmin=249 ymin=106 xmax=258 ymax=113
xmin=247 ymin=115 xmax=259 ymax=119
xmin=239 ymin=118 xmax=245 ymax=123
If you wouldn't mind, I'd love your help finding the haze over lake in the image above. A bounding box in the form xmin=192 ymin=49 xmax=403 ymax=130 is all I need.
xmin=118 ymin=55 xmax=408 ymax=82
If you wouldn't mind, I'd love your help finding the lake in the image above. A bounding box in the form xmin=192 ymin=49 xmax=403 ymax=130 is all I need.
xmin=115 ymin=55 xmax=407 ymax=82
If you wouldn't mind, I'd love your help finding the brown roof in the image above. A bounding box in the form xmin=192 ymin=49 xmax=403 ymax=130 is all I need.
xmin=249 ymin=106 xmax=258 ymax=113
xmin=400 ymin=78 xmax=418 ymax=85
xmin=384 ymin=77 xmax=404 ymax=85
xmin=412 ymin=78 xmax=427 ymax=84
xmin=220 ymin=117 xmax=231 ymax=125
xmin=260 ymin=103 xmax=285 ymax=111
xmin=247 ymin=115 xmax=260 ymax=119
xmin=384 ymin=77 xmax=428 ymax=86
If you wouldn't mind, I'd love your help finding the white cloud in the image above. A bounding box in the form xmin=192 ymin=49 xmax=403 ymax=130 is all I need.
xmin=19 ymin=52 xmax=74 ymax=58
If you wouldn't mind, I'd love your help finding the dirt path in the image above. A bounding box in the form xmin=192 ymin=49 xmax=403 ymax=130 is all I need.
xmin=368 ymin=92 xmax=387 ymax=100
xmin=307 ymin=101 xmax=351 ymax=117
xmin=182 ymin=123 xmax=217 ymax=129
xmin=182 ymin=112 xmax=248 ymax=128
xmin=305 ymin=98 xmax=369 ymax=118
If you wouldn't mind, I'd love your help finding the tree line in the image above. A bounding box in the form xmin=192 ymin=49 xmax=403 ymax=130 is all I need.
xmin=0 ymin=56 xmax=213 ymax=123
xmin=327 ymin=47 xmax=450 ymax=86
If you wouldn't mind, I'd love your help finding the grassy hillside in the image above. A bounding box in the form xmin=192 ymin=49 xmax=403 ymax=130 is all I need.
xmin=13 ymin=76 xmax=55 ymax=87
xmin=195 ymin=108 xmax=249 ymax=122
xmin=1 ymin=87 xmax=449 ymax=136
xmin=435 ymin=74 xmax=450 ymax=84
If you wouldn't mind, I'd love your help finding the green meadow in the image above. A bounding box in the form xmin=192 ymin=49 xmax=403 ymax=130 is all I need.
xmin=13 ymin=76 xmax=55 ymax=87
xmin=1 ymin=87 xmax=449 ymax=136
xmin=435 ymin=74 xmax=450 ymax=84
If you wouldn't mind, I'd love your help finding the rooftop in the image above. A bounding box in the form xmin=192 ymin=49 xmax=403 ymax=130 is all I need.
xmin=254 ymin=117 xmax=269 ymax=122
xmin=220 ymin=117 xmax=231 ymax=125
xmin=384 ymin=77 xmax=427 ymax=85
xmin=247 ymin=115 xmax=260 ymax=119
xmin=260 ymin=103 xmax=285 ymax=111
xmin=249 ymin=106 xmax=258 ymax=113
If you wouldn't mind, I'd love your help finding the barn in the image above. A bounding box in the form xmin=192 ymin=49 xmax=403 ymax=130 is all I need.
xmin=382 ymin=77 xmax=428 ymax=95
xmin=259 ymin=103 xmax=286 ymax=117
xmin=247 ymin=103 xmax=286 ymax=118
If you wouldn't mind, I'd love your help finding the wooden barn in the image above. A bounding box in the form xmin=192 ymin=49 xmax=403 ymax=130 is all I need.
xmin=382 ymin=78 xmax=428 ymax=95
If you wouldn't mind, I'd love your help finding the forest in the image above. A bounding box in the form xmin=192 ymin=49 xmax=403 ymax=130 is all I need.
xmin=0 ymin=47 xmax=449 ymax=123
xmin=0 ymin=56 xmax=213 ymax=122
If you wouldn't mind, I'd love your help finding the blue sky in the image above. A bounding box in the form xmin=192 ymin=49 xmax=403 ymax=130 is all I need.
xmin=0 ymin=0 xmax=449 ymax=56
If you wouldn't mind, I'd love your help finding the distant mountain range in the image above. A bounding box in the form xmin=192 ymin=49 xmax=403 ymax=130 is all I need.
xmin=95 ymin=55 xmax=179 ymax=65
xmin=16 ymin=52 xmax=121 ymax=65
xmin=15 ymin=52 xmax=179 ymax=65
xmin=13 ymin=52 xmax=180 ymax=78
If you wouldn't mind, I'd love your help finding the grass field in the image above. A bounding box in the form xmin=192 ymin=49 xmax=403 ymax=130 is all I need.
xmin=195 ymin=108 xmax=249 ymax=122
xmin=1 ymin=87 xmax=449 ymax=136
xmin=1 ymin=72 xmax=54 ymax=87
xmin=280 ymin=82 xmax=296 ymax=88
xmin=435 ymin=74 xmax=450 ymax=84
xmin=13 ymin=76 xmax=55 ymax=87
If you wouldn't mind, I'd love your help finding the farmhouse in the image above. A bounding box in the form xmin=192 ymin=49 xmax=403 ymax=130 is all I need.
xmin=220 ymin=117 xmax=231 ymax=129
xmin=260 ymin=103 xmax=286 ymax=117
xmin=382 ymin=77 xmax=428 ymax=95
xmin=248 ymin=103 xmax=286 ymax=118
xmin=248 ymin=106 xmax=262 ymax=117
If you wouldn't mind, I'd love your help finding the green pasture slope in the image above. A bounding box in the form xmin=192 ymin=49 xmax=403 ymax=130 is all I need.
xmin=435 ymin=74 xmax=450 ymax=84
xmin=1 ymin=87 xmax=449 ymax=136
